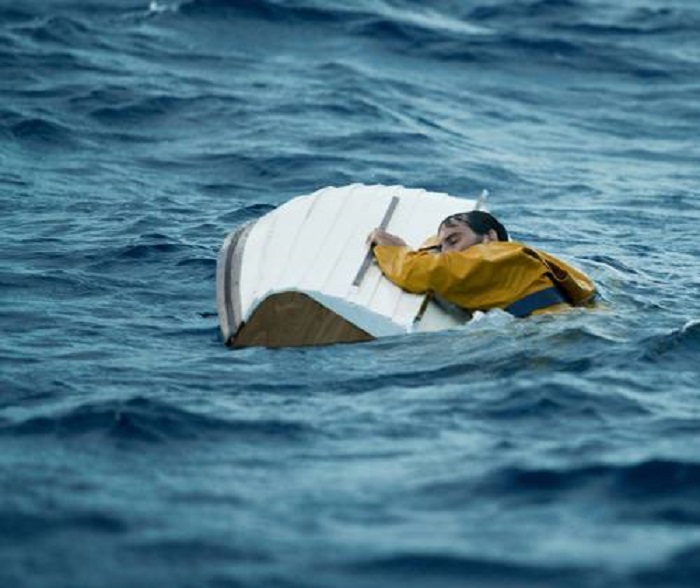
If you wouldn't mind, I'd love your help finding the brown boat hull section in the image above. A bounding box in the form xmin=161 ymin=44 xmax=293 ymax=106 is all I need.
xmin=229 ymin=291 xmax=373 ymax=348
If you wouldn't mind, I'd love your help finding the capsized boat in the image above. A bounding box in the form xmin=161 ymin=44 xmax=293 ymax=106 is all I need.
xmin=216 ymin=184 xmax=483 ymax=348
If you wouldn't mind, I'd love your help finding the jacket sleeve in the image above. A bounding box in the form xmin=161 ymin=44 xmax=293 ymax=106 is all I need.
xmin=371 ymin=246 xmax=459 ymax=294
xmin=372 ymin=243 xmax=549 ymax=309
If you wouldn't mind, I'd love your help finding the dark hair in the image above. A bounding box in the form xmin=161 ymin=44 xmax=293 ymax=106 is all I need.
xmin=439 ymin=211 xmax=509 ymax=242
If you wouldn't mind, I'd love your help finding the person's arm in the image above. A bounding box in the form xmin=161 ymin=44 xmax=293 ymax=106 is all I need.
xmin=372 ymin=242 xmax=551 ymax=310
xmin=372 ymin=245 xmax=483 ymax=296
xmin=367 ymin=228 xmax=452 ymax=293
xmin=367 ymin=228 xmax=406 ymax=248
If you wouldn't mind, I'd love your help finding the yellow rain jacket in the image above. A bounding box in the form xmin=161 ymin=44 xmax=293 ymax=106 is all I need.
xmin=372 ymin=241 xmax=596 ymax=317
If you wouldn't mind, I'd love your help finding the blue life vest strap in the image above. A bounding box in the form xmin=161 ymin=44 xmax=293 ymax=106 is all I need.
xmin=504 ymin=286 xmax=567 ymax=318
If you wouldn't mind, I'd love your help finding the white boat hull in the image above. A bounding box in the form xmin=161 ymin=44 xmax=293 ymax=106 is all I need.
xmin=217 ymin=184 xmax=479 ymax=347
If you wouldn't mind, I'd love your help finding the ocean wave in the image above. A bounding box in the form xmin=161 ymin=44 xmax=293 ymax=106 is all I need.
xmin=311 ymin=130 xmax=434 ymax=154
xmin=0 ymin=509 xmax=128 ymax=542
xmin=176 ymin=0 xmax=490 ymax=50
xmin=0 ymin=396 xmax=315 ymax=443
xmin=88 ymin=94 xmax=233 ymax=125
xmin=175 ymin=256 xmax=216 ymax=269
xmin=217 ymin=203 xmax=276 ymax=225
xmin=473 ymin=381 xmax=649 ymax=422
xmin=500 ymin=34 xmax=583 ymax=58
xmin=468 ymin=0 xmax=583 ymax=22
xmin=3 ymin=46 xmax=107 ymax=78
xmin=640 ymin=320 xmax=700 ymax=364
xmin=178 ymin=0 xmax=348 ymax=23
xmin=115 ymin=239 xmax=189 ymax=260
xmin=482 ymin=458 xmax=700 ymax=504
xmin=560 ymin=17 xmax=700 ymax=37
xmin=634 ymin=543 xmax=700 ymax=587
xmin=14 ymin=16 xmax=94 ymax=48
xmin=494 ymin=31 xmax=673 ymax=79
xmin=0 ymin=6 xmax=34 ymax=24
xmin=344 ymin=552 xmax=592 ymax=587
xmin=267 ymin=324 xmax=639 ymax=402
xmin=9 ymin=117 xmax=77 ymax=146
xmin=468 ymin=0 xmax=699 ymax=36
xmin=68 ymin=85 xmax=140 ymax=113
xmin=124 ymin=536 xmax=270 ymax=563
xmin=623 ymin=5 xmax=700 ymax=35
xmin=178 ymin=151 xmax=359 ymax=191
xmin=1 ymin=269 xmax=112 ymax=302
xmin=350 ymin=16 xmax=468 ymax=53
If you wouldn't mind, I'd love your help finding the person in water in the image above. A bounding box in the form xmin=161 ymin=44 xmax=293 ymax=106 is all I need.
xmin=367 ymin=211 xmax=596 ymax=318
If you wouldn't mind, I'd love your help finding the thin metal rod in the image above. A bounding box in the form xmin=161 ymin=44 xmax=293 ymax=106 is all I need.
xmin=352 ymin=196 xmax=399 ymax=287
xmin=475 ymin=189 xmax=489 ymax=210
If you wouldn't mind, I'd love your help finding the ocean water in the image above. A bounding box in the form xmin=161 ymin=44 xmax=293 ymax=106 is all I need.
xmin=2 ymin=0 xmax=700 ymax=586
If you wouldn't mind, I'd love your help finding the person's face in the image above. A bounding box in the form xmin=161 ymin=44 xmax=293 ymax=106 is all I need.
xmin=438 ymin=221 xmax=484 ymax=252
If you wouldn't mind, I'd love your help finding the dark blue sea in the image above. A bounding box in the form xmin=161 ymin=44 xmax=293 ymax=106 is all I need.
xmin=2 ymin=0 xmax=700 ymax=586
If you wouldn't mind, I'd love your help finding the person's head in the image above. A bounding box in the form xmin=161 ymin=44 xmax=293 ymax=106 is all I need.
xmin=437 ymin=211 xmax=508 ymax=252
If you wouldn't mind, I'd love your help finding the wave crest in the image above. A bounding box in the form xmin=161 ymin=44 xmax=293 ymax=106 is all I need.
xmin=1 ymin=396 xmax=314 ymax=443
xmin=179 ymin=0 xmax=345 ymax=23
